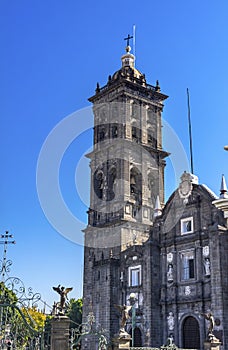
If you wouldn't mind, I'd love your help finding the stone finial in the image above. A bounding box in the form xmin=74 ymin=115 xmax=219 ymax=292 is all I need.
xmin=155 ymin=80 xmax=160 ymax=92
xmin=154 ymin=195 xmax=162 ymax=218
xmin=96 ymin=82 xmax=100 ymax=93
xmin=212 ymin=175 xmax=228 ymax=227
xmin=220 ymin=174 xmax=228 ymax=199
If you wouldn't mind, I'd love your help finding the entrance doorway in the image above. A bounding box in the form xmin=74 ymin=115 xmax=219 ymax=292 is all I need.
xmin=129 ymin=327 xmax=142 ymax=347
xmin=182 ymin=316 xmax=200 ymax=349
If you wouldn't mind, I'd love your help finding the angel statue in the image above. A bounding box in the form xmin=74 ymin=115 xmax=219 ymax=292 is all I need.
xmin=114 ymin=304 xmax=132 ymax=334
xmin=201 ymin=312 xmax=215 ymax=335
xmin=53 ymin=285 xmax=73 ymax=314
xmin=201 ymin=312 xmax=221 ymax=343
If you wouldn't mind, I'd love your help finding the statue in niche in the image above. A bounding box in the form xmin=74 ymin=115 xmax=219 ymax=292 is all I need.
xmin=204 ymin=258 xmax=211 ymax=276
xmin=167 ymin=264 xmax=174 ymax=282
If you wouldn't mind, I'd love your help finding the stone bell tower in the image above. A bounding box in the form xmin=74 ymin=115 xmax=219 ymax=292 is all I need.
xmin=82 ymin=40 xmax=169 ymax=348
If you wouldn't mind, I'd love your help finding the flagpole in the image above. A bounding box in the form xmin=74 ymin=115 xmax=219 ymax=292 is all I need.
xmin=187 ymin=88 xmax=194 ymax=174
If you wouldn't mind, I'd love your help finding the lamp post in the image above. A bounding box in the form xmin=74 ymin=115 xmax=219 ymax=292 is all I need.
xmin=129 ymin=293 xmax=137 ymax=347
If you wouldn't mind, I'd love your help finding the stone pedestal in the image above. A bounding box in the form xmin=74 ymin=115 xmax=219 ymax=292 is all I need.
xmin=50 ymin=315 xmax=70 ymax=350
xmin=112 ymin=334 xmax=131 ymax=350
xmin=204 ymin=340 xmax=221 ymax=350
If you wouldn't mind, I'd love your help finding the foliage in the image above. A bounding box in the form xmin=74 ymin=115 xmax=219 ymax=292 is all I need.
xmin=44 ymin=315 xmax=52 ymax=348
xmin=0 ymin=282 xmax=18 ymax=338
xmin=9 ymin=307 xmax=46 ymax=347
xmin=21 ymin=306 xmax=46 ymax=332
xmin=67 ymin=298 xmax=83 ymax=328
xmin=67 ymin=298 xmax=83 ymax=348
xmin=0 ymin=281 xmax=17 ymax=305
xmin=0 ymin=282 xmax=47 ymax=348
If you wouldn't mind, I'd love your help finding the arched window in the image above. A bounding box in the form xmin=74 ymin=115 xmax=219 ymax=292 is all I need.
xmin=147 ymin=128 xmax=157 ymax=148
xmin=94 ymin=170 xmax=104 ymax=199
xmin=131 ymin=124 xmax=141 ymax=143
xmin=108 ymin=167 xmax=117 ymax=201
xmin=131 ymin=103 xmax=139 ymax=118
xmin=130 ymin=173 xmax=137 ymax=194
xmin=130 ymin=168 xmax=142 ymax=206
xmin=112 ymin=125 xmax=118 ymax=138
xmin=132 ymin=125 xmax=137 ymax=141
xmin=182 ymin=316 xmax=200 ymax=349
xmin=99 ymin=127 xmax=105 ymax=141
xmin=148 ymin=172 xmax=157 ymax=205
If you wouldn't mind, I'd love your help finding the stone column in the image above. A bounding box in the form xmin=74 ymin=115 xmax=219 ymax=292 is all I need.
xmin=50 ymin=315 xmax=70 ymax=350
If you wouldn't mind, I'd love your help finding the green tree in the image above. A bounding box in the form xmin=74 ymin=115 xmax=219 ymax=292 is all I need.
xmin=67 ymin=298 xmax=83 ymax=328
xmin=67 ymin=298 xmax=83 ymax=349
xmin=0 ymin=282 xmax=18 ymax=341
xmin=21 ymin=306 xmax=46 ymax=331
xmin=0 ymin=282 xmax=47 ymax=348
xmin=0 ymin=282 xmax=17 ymax=304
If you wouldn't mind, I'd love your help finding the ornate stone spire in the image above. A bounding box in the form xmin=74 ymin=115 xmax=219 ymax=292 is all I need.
xmin=213 ymin=174 xmax=228 ymax=227
xmin=154 ymin=195 xmax=162 ymax=218
xmin=220 ymin=174 xmax=228 ymax=199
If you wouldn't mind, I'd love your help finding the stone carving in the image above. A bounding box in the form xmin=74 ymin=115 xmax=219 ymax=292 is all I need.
xmin=167 ymin=264 xmax=174 ymax=282
xmin=167 ymin=252 xmax=173 ymax=263
xmin=203 ymin=245 xmax=210 ymax=257
xmin=178 ymin=172 xmax=193 ymax=199
xmin=166 ymin=334 xmax=174 ymax=346
xmin=184 ymin=286 xmax=191 ymax=296
xmin=204 ymin=258 xmax=211 ymax=276
xmin=167 ymin=312 xmax=175 ymax=331
xmin=53 ymin=285 xmax=73 ymax=314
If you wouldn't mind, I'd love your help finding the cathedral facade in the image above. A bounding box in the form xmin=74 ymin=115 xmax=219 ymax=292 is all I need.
xmin=82 ymin=43 xmax=228 ymax=349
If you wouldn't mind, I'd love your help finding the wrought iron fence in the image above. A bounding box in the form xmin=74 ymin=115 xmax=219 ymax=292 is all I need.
xmin=69 ymin=311 xmax=109 ymax=349
xmin=130 ymin=348 xmax=160 ymax=350
xmin=0 ymin=232 xmax=51 ymax=349
xmin=130 ymin=347 xmax=197 ymax=350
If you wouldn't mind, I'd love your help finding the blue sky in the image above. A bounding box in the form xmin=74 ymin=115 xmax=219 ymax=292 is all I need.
xmin=1 ymin=1 xmax=228 ymax=309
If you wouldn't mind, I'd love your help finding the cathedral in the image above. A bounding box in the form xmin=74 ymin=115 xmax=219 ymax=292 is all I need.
xmin=82 ymin=41 xmax=228 ymax=350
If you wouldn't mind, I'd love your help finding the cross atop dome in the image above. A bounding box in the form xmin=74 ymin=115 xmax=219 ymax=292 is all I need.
xmin=121 ymin=33 xmax=135 ymax=68
xmin=124 ymin=34 xmax=133 ymax=47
